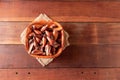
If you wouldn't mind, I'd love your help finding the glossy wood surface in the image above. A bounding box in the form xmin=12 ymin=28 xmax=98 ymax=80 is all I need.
xmin=0 ymin=1 xmax=120 ymax=80
xmin=0 ymin=68 xmax=120 ymax=80
xmin=1 ymin=22 xmax=120 ymax=45
xmin=0 ymin=1 xmax=120 ymax=22
xmin=0 ymin=44 xmax=120 ymax=68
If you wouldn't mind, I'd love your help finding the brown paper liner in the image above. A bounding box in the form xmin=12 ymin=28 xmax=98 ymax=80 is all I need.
xmin=20 ymin=14 xmax=69 ymax=66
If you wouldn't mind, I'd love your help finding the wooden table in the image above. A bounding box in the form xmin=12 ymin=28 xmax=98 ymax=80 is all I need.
xmin=0 ymin=1 xmax=120 ymax=80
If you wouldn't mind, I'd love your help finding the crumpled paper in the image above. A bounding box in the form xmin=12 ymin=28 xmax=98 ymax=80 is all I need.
xmin=20 ymin=14 xmax=69 ymax=66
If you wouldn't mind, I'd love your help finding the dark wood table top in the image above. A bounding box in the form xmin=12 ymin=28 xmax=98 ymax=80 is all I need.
xmin=0 ymin=1 xmax=120 ymax=80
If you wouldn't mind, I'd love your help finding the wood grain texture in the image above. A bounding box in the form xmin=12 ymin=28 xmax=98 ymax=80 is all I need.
xmin=0 ymin=68 xmax=120 ymax=80
xmin=0 ymin=1 xmax=120 ymax=80
xmin=3 ymin=0 xmax=120 ymax=1
xmin=0 ymin=1 xmax=120 ymax=22
xmin=0 ymin=44 xmax=120 ymax=68
xmin=0 ymin=22 xmax=120 ymax=45
xmin=0 ymin=68 xmax=96 ymax=80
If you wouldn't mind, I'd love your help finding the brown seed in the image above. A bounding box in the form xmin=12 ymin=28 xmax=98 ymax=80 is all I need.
xmin=33 ymin=41 xmax=37 ymax=47
xmin=36 ymin=37 xmax=40 ymax=43
xmin=34 ymin=30 xmax=41 ymax=34
xmin=28 ymin=43 xmax=34 ymax=54
xmin=29 ymin=39 xmax=33 ymax=44
xmin=36 ymin=34 xmax=42 ymax=39
xmin=45 ymin=31 xmax=54 ymax=40
xmin=53 ymin=30 xmax=58 ymax=40
xmin=40 ymin=46 xmax=46 ymax=55
xmin=33 ymin=37 xmax=38 ymax=47
xmin=45 ymin=44 xmax=52 ymax=56
xmin=32 ymin=50 xmax=43 ymax=55
xmin=45 ymin=31 xmax=51 ymax=37
xmin=29 ymin=32 xmax=35 ymax=37
xmin=41 ymin=37 xmax=46 ymax=47
xmin=47 ymin=36 xmax=54 ymax=46
xmin=41 ymin=25 xmax=48 ymax=32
